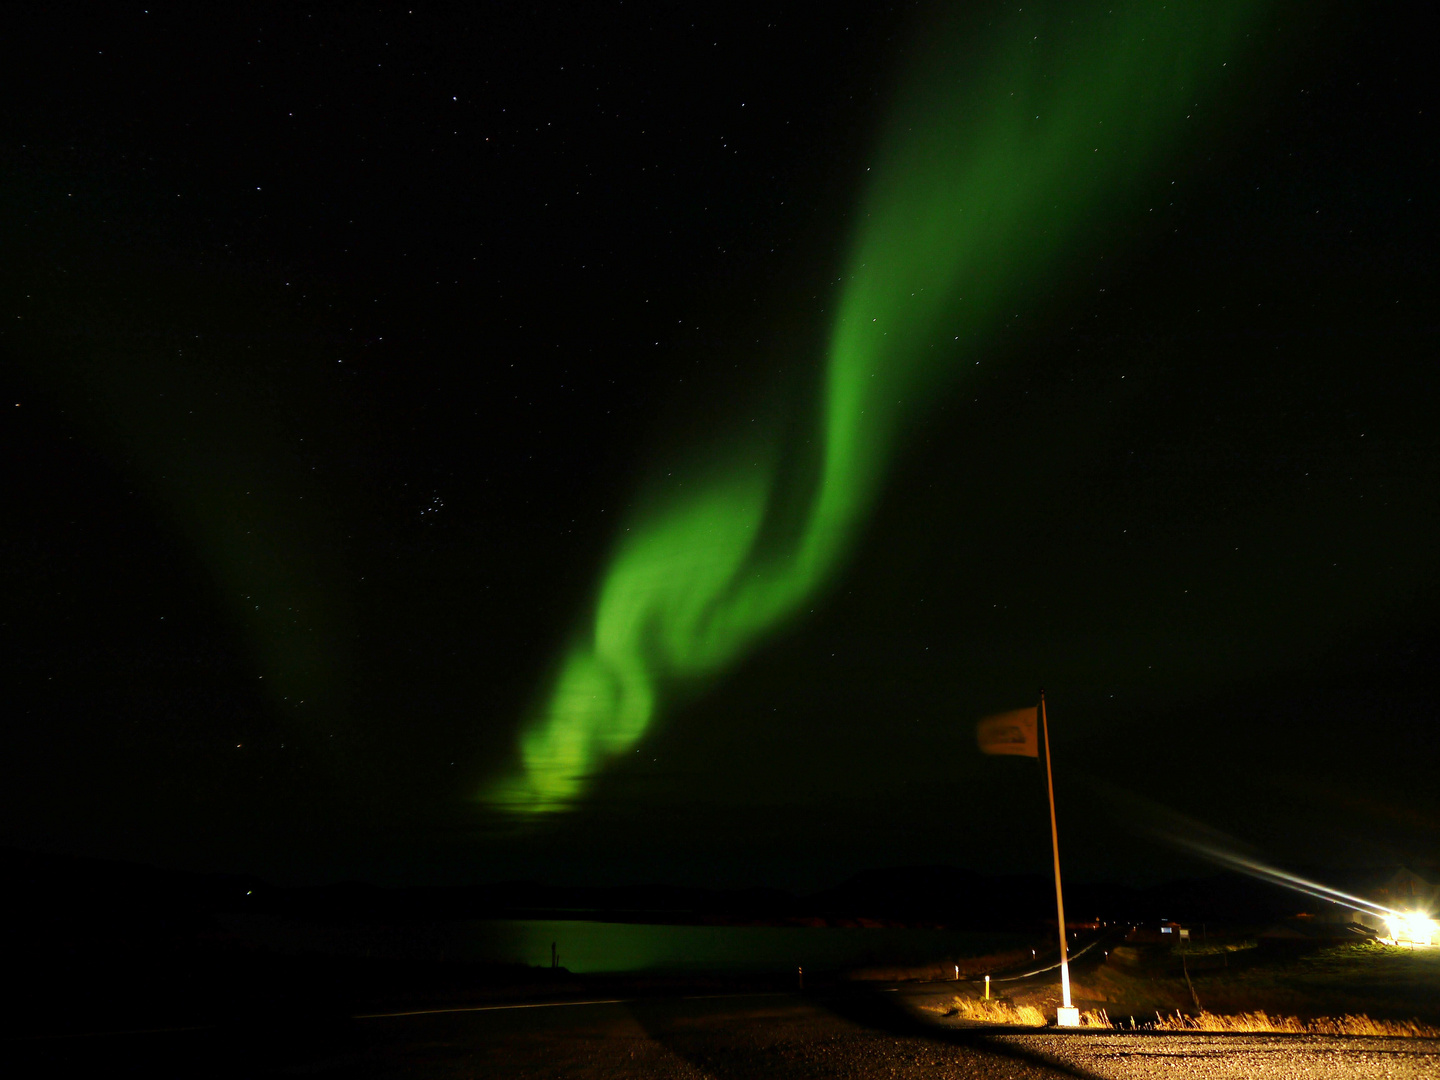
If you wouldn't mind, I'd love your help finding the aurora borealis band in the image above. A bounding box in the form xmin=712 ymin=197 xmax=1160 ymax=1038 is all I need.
xmin=5 ymin=0 xmax=1439 ymax=896
xmin=488 ymin=1 xmax=1267 ymax=813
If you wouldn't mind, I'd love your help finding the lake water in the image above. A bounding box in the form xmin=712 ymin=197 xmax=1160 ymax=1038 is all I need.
xmin=479 ymin=921 xmax=1022 ymax=973
xmin=220 ymin=913 xmax=1023 ymax=974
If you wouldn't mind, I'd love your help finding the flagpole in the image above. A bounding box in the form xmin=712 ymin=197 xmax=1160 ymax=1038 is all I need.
xmin=1040 ymin=690 xmax=1075 ymax=1022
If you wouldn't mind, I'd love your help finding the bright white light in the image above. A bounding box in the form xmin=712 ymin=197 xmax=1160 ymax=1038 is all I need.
xmin=1382 ymin=912 xmax=1437 ymax=947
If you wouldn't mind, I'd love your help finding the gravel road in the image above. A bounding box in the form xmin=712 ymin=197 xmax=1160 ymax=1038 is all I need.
xmin=9 ymin=991 xmax=1439 ymax=1077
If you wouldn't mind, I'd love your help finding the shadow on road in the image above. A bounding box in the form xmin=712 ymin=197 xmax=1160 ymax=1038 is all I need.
xmin=621 ymin=986 xmax=1111 ymax=1080
xmin=815 ymin=988 xmax=1110 ymax=1080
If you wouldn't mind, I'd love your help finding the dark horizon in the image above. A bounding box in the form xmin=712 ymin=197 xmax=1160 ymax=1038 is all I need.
xmin=3 ymin=1 xmax=1437 ymax=894
xmin=12 ymin=840 xmax=1418 ymax=931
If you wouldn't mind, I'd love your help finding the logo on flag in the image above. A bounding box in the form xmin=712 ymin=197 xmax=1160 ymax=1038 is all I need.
xmin=977 ymin=706 xmax=1038 ymax=757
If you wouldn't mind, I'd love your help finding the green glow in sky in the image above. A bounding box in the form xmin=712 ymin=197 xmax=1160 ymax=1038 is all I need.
xmin=488 ymin=1 xmax=1264 ymax=812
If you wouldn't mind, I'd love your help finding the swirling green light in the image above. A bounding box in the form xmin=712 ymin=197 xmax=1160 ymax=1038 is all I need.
xmin=488 ymin=1 xmax=1265 ymax=812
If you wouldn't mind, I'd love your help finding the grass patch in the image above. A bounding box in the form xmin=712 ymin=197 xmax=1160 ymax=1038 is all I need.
xmin=938 ymin=998 xmax=1047 ymax=1026
xmin=1074 ymin=940 xmax=1440 ymax=1025
xmin=1175 ymin=940 xmax=1258 ymax=957
xmin=925 ymin=997 xmax=1111 ymax=1028
xmin=1151 ymin=1009 xmax=1440 ymax=1037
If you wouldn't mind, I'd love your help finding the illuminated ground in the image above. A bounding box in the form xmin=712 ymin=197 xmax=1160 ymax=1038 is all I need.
xmin=1048 ymin=941 xmax=1440 ymax=1026
xmin=10 ymin=991 xmax=1440 ymax=1078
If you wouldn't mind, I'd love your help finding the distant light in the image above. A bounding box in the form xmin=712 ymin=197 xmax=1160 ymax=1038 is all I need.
xmin=1383 ymin=912 xmax=1437 ymax=947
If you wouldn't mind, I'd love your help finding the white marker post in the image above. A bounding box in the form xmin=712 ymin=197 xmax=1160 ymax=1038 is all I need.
xmin=1041 ymin=692 xmax=1079 ymax=1027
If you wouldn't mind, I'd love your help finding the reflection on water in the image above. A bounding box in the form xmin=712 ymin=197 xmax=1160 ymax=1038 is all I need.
xmin=219 ymin=913 xmax=1022 ymax=974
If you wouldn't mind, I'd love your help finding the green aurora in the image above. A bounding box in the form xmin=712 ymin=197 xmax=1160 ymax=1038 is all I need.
xmin=488 ymin=1 xmax=1269 ymax=812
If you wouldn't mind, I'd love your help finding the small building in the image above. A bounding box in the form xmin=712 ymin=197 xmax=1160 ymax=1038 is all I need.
xmin=1371 ymin=867 xmax=1437 ymax=913
xmin=1124 ymin=923 xmax=1175 ymax=945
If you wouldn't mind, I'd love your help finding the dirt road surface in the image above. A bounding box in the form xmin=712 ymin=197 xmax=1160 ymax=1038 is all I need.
xmin=9 ymin=990 xmax=1439 ymax=1077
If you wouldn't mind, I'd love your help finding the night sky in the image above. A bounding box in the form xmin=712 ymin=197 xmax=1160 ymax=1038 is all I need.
xmin=3 ymin=1 xmax=1437 ymax=892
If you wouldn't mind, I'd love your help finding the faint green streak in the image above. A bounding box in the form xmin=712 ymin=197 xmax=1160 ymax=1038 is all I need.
xmin=488 ymin=1 xmax=1265 ymax=811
